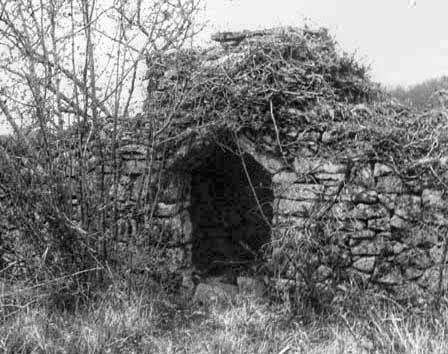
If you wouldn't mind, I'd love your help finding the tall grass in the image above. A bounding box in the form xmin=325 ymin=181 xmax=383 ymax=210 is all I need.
xmin=1 ymin=279 xmax=448 ymax=354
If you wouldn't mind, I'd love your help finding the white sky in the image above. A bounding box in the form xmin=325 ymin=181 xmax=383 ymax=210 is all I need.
xmin=200 ymin=0 xmax=448 ymax=87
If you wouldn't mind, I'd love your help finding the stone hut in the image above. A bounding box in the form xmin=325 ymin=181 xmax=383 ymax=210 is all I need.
xmin=116 ymin=28 xmax=448 ymax=297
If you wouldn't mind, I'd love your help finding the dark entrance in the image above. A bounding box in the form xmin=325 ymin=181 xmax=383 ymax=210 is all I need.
xmin=190 ymin=146 xmax=273 ymax=276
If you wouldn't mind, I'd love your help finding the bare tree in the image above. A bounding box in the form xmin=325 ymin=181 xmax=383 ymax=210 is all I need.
xmin=0 ymin=0 xmax=202 ymax=278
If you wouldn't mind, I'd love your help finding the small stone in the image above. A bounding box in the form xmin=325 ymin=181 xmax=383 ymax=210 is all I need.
xmin=273 ymin=171 xmax=297 ymax=184
xmin=274 ymin=183 xmax=325 ymax=200
xmin=316 ymin=162 xmax=347 ymax=174
xmin=351 ymin=204 xmax=389 ymax=220
xmin=422 ymin=189 xmax=445 ymax=209
xmin=394 ymin=195 xmax=422 ymax=221
xmin=368 ymin=217 xmax=391 ymax=231
xmin=353 ymin=190 xmax=378 ymax=204
xmin=403 ymin=268 xmax=424 ymax=280
xmin=378 ymin=193 xmax=397 ymax=210
xmin=376 ymin=175 xmax=403 ymax=194
xmin=373 ymin=163 xmax=394 ymax=177
xmin=275 ymin=199 xmax=315 ymax=216
xmin=352 ymin=240 xmax=383 ymax=256
xmin=352 ymin=257 xmax=376 ymax=273
xmin=390 ymin=215 xmax=410 ymax=229
xmin=351 ymin=230 xmax=376 ymax=239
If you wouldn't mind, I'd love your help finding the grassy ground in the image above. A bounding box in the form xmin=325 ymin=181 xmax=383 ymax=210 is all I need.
xmin=1 ymin=279 xmax=448 ymax=354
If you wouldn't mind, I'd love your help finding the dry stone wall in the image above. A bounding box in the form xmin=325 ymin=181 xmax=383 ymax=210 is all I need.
xmin=114 ymin=126 xmax=448 ymax=296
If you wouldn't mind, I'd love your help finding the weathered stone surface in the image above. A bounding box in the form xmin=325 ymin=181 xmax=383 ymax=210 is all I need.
xmin=353 ymin=257 xmax=376 ymax=273
xmin=422 ymin=189 xmax=445 ymax=209
xmin=367 ymin=217 xmax=391 ymax=231
xmin=403 ymin=267 xmax=424 ymax=280
xmin=394 ymin=195 xmax=422 ymax=221
xmin=352 ymin=240 xmax=383 ymax=256
xmin=352 ymin=190 xmax=378 ymax=204
xmin=390 ymin=215 xmax=409 ymax=229
xmin=316 ymin=161 xmax=347 ymax=174
xmin=275 ymin=183 xmax=325 ymax=200
xmin=273 ymin=171 xmax=297 ymax=184
xmin=373 ymin=163 xmax=394 ymax=177
xmin=293 ymin=157 xmax=314 ymax=175
xmin=237 ymin=276 xmax=265 ymax=297
xmin=376 ymin=175 xmax=403 ymax=193
xmin=378 ymin=193 xmax=397 ymax=210
xmin=351 ymin=204 xmax=388 ymax=220
xmin=275 ymin=199 xmax=315 ymax=216
xmin=193 ymin=283 xmax=238 ymax=306
xmin=351 ymin=230 xmax=376 ymax=239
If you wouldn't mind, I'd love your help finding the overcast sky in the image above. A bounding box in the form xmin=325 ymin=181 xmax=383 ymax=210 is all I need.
xmin=201 ymin=0 xmax=448 ymax=87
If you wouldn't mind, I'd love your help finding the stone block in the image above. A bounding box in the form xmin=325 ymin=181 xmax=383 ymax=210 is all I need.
xmin=394 ymin=195 xmax=422 ymax=221
xmin=376 ymin=175 xmax=403 ymax=194
xmin=403 ymin=267 xmax=424 ymax=280
xmin=422 ymin=189 xmax=445 ymax=209
xmin=274 ymin=183 xmax=325 ymax=200
xmin=373 ymin=163 xmax=394 ymax=177
xmin=352 ymin=257 xmax=376 ymax=273
xmin=368 ymin=217 xmax=391 ymax=231
xmin=352 ymin=240 xmax=383 ymax=256
xmin=273 ymin=171 xmax=297 ymax=184
xmin=378 ymin=193 xmax=397 ymax=210
xmin=351 ymin=204 xmax=389 ymax=220
xmin=351 ymin=230 xmax=376 ymax=239
xmin=275 ymin=199 xmax=315 ymax=217
xmin=390 ymin=215 xmax=410 ymax=229
xmin=352 ymin=190 xmax=378 ymax=204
